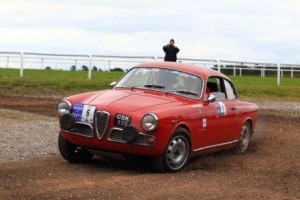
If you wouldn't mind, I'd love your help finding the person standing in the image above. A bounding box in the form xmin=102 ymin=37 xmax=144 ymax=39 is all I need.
xmin=163 ymin=39 xmax=180 ymax=62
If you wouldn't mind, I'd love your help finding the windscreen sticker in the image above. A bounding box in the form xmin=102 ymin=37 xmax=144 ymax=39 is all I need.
xmin=215 ymin=102 xmax=227 ymax=116
xmin=179 ymin=72 xmax=189 ymax=77
xmin=171 ymin=70 xmax=180 ymax=75
xmin=151 ymin=68 xmax=160 ymax=72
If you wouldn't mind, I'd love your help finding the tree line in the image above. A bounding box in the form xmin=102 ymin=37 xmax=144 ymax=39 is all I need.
xmin=45 ymin=65 xmax=124 ymax=72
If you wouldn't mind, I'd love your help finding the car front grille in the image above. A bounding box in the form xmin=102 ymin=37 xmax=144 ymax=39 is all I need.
xmin=95 ymin=111 xmax=110 ymax=139
xmin=67 ymin=122 xmax=93 ymax=137
xmin=108 ymin=128 xmax=156 ymax=146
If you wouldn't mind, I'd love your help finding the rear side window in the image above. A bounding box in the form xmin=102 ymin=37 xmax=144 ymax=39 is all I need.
xmin=224 ymin=79 xmax=237 ymax=100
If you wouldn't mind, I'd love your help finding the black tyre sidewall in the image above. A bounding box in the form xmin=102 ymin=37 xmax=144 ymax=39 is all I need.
xmin=236 ymin=121 xmax=251 ymax=153
xmin=58 ymin=134 xmax=93 ymax=163
xmin=152 ymin=128 xmax=191 ymax=173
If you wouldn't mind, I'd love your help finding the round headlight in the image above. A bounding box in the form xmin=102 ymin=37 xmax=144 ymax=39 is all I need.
xmin=141 ymin=113 xmax=158 ymax=131
xmin=57 ymin=100 xmax=71 ymax=115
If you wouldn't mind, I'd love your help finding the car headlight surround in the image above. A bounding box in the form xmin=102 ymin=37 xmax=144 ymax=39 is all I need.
xmin=141 ymin=113 xmax=158 ymax=132
xmin=57 ymin=100 xmax=72 ymax=116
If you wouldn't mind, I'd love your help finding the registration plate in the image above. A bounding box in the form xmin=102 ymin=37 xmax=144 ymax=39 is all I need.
xmin=72 ymin=103 xmax=96 ymax=123
xmin=114 ymin=114 xmax=131 ymax=127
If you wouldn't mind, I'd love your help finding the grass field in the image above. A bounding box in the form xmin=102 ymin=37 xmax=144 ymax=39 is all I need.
xmin=0 ymin=69 xmax=124 ymax=97
xmin=0 ymin=68 xmax=299 ymax=101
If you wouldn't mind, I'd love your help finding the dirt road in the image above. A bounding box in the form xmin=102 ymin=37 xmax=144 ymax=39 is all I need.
xmin=0 ymin=96 xmax=299 ymax=199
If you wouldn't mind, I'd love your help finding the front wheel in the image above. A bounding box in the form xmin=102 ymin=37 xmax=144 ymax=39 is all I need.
xmin=58 ymin=134 xmax=93 ymax=163
xmin=152 ymin=128 xmax=190 ymax=172
xmin=235 ymin=121 xmax=251 ymax=153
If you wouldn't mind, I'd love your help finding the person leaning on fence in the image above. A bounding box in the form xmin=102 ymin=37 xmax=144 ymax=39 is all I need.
xmin=163 ymin=39 xmax=180 ymax=62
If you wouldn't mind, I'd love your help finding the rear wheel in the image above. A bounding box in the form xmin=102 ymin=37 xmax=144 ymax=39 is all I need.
xmin=152 ymin=128 xmax=190 ymax=172
xmin=58 ymin=134 xmax=93 ymax=163
xmin=235 ymin=121 xmax=251 ymax=153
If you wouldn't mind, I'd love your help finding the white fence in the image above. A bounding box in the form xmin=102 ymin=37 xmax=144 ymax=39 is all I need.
xmin=0 ymin=51 xmax=300 ymax=86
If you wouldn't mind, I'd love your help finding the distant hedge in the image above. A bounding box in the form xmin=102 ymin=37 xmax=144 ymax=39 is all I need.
xmin=110 ymin=68 xmax=124 ymax=72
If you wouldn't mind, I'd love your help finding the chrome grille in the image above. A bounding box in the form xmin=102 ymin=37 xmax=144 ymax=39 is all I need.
xmin=107 ymin=128 xmax=156 ymax=146
xmin=95 ymin=111 xmax=110 ymax=139
xmin=67 ymin=122 xmax=93 ymax=137
xmin=136 ymin=134 xmax=149 ymax=144
xmin=108 ymin=129 xmax=123 ymax=141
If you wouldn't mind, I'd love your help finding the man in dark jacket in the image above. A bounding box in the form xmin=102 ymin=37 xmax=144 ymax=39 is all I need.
xmin=163 ymin=39 xmax=180 ymax=62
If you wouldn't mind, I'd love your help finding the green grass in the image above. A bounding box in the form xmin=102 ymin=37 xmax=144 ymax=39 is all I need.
xmin=229 ymin=76 xmax=300 ymax=101
xmin=0 ymin=68 xmax=124 ymax=97
xmin=0 ymin=68 xmax=299 ymax=101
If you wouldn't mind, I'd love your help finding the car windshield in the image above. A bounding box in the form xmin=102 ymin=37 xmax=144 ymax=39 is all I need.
xmin=115 ymin=67 xmax=203 ymax=99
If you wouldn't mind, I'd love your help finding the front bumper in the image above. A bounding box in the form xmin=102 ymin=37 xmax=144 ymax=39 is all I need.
xmin=60 ymin=127 xmax=165 ymax=157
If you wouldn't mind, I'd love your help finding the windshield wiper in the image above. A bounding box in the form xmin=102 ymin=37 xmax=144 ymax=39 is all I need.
xmin=144 ymin=84 xmax=165 ymax=89
xmin=166 ymin=90 xmax=199 ymax=96
xmin=130 ymin=85 xmax=140 ymax=90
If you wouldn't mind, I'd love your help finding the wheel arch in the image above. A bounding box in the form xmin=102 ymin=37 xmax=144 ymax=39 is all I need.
xmin=243 ymin=117 xmax=253 ymax=136
xmin=173 ymin=122 xmax=192 ymax=153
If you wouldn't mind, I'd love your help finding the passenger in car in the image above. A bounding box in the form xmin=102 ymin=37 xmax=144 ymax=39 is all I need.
xmin=183 ymin=77 xmax=201 ymax=92
xmin=155 ymin=71 xmax=178 ymax=90
xmin=206 ymin=82 xmax=225 ymax=100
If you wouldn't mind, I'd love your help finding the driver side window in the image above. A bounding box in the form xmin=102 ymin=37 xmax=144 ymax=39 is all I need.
xmin=207 ymin=77 xmax=226 ymax=100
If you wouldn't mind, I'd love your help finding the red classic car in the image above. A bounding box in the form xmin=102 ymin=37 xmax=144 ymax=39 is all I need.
xmin=57 ymin=62 xmax=258 ymax=172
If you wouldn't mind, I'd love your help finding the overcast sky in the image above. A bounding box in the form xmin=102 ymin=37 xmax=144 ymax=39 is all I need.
xmin=0 ymin=0 xmax=299 ymax=63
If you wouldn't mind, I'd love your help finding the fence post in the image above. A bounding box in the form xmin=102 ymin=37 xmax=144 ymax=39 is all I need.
xmin=20 ymin=52 xmax=24 ymax=77
xmin=108 ymin=60 xmax=111 ymax=72
xmin=276 ymin=63 xmax=280 ymax=86
xmin=233 ymin=66 xmax=236 ymax=76
xmin=216 ymin=59 xmax=220 ymax=72
xmin=291 ymin=67 xmax=293 ymax=78
xmin=6 ymin=56 xmax=9 ymax=68
xmin=239 ymin=68 xmax=242 ymax=76
xmin=41 ymin=58 xmax=44 ymax=69
xmin=88 ymin=55 xmax=92 ymax=79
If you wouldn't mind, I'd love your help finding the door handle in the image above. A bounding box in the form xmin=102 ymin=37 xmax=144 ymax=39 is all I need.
xmin=231 ymin=107 xmax=237 ymax=111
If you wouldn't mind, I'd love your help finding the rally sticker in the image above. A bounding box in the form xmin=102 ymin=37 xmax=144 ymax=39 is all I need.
xmin=72 ymin=103 xmax=96 ymax=123
xmin=215 ymin=102 xmax=227 ymax=116
xmin=202 ymin=118 xmax=207 ymax=128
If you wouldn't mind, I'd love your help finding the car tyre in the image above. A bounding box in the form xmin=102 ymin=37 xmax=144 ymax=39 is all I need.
xmin=152 ymin=128 xmax=190 ymax=172
xmin=235 ymin=121 xmax=251 ymax=153
xmin=58 ymin=134 xmax=93 ymax=163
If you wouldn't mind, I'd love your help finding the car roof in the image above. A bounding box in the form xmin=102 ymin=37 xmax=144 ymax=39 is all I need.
xmin=135 ymin=61 xmax=228 ymax=80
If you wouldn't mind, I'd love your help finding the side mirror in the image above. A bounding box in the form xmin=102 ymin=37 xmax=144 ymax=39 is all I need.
xmin=207 ymin=94 xmax=216 ymax=103
xmin=110 ymin=81 xmax=117 ymax=88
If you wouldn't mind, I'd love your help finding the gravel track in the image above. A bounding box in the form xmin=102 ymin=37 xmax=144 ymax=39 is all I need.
xmin=0 ymin=100 xmax=299 ymax=200
xmin=0 ymin=101 xmax=299 ymax=163
xmin=0 ymin=109 xmax=58 ymax=163
xmin=256 ymin=100 xmax=300 ymax=118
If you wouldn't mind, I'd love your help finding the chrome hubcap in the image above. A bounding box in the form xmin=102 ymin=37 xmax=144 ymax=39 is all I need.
xmin=166 ymin=136 xmax=189 ymax=170
xmin=239 ymin=124 xmax=250 ymax=152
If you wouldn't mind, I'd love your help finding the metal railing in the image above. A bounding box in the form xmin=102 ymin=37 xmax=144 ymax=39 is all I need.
xmin=0 ymin=51 xmax=299 ymax=85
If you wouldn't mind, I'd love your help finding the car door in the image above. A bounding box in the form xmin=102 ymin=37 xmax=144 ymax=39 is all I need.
xmin=203 ymin=77 xmax=239 ymax=147
xmin=221 ymin=79 xmax=242 ymax=141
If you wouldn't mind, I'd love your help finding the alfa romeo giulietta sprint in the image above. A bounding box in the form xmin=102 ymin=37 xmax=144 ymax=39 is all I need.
xmin=57 ymin=62 xmax=258 ymax=172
